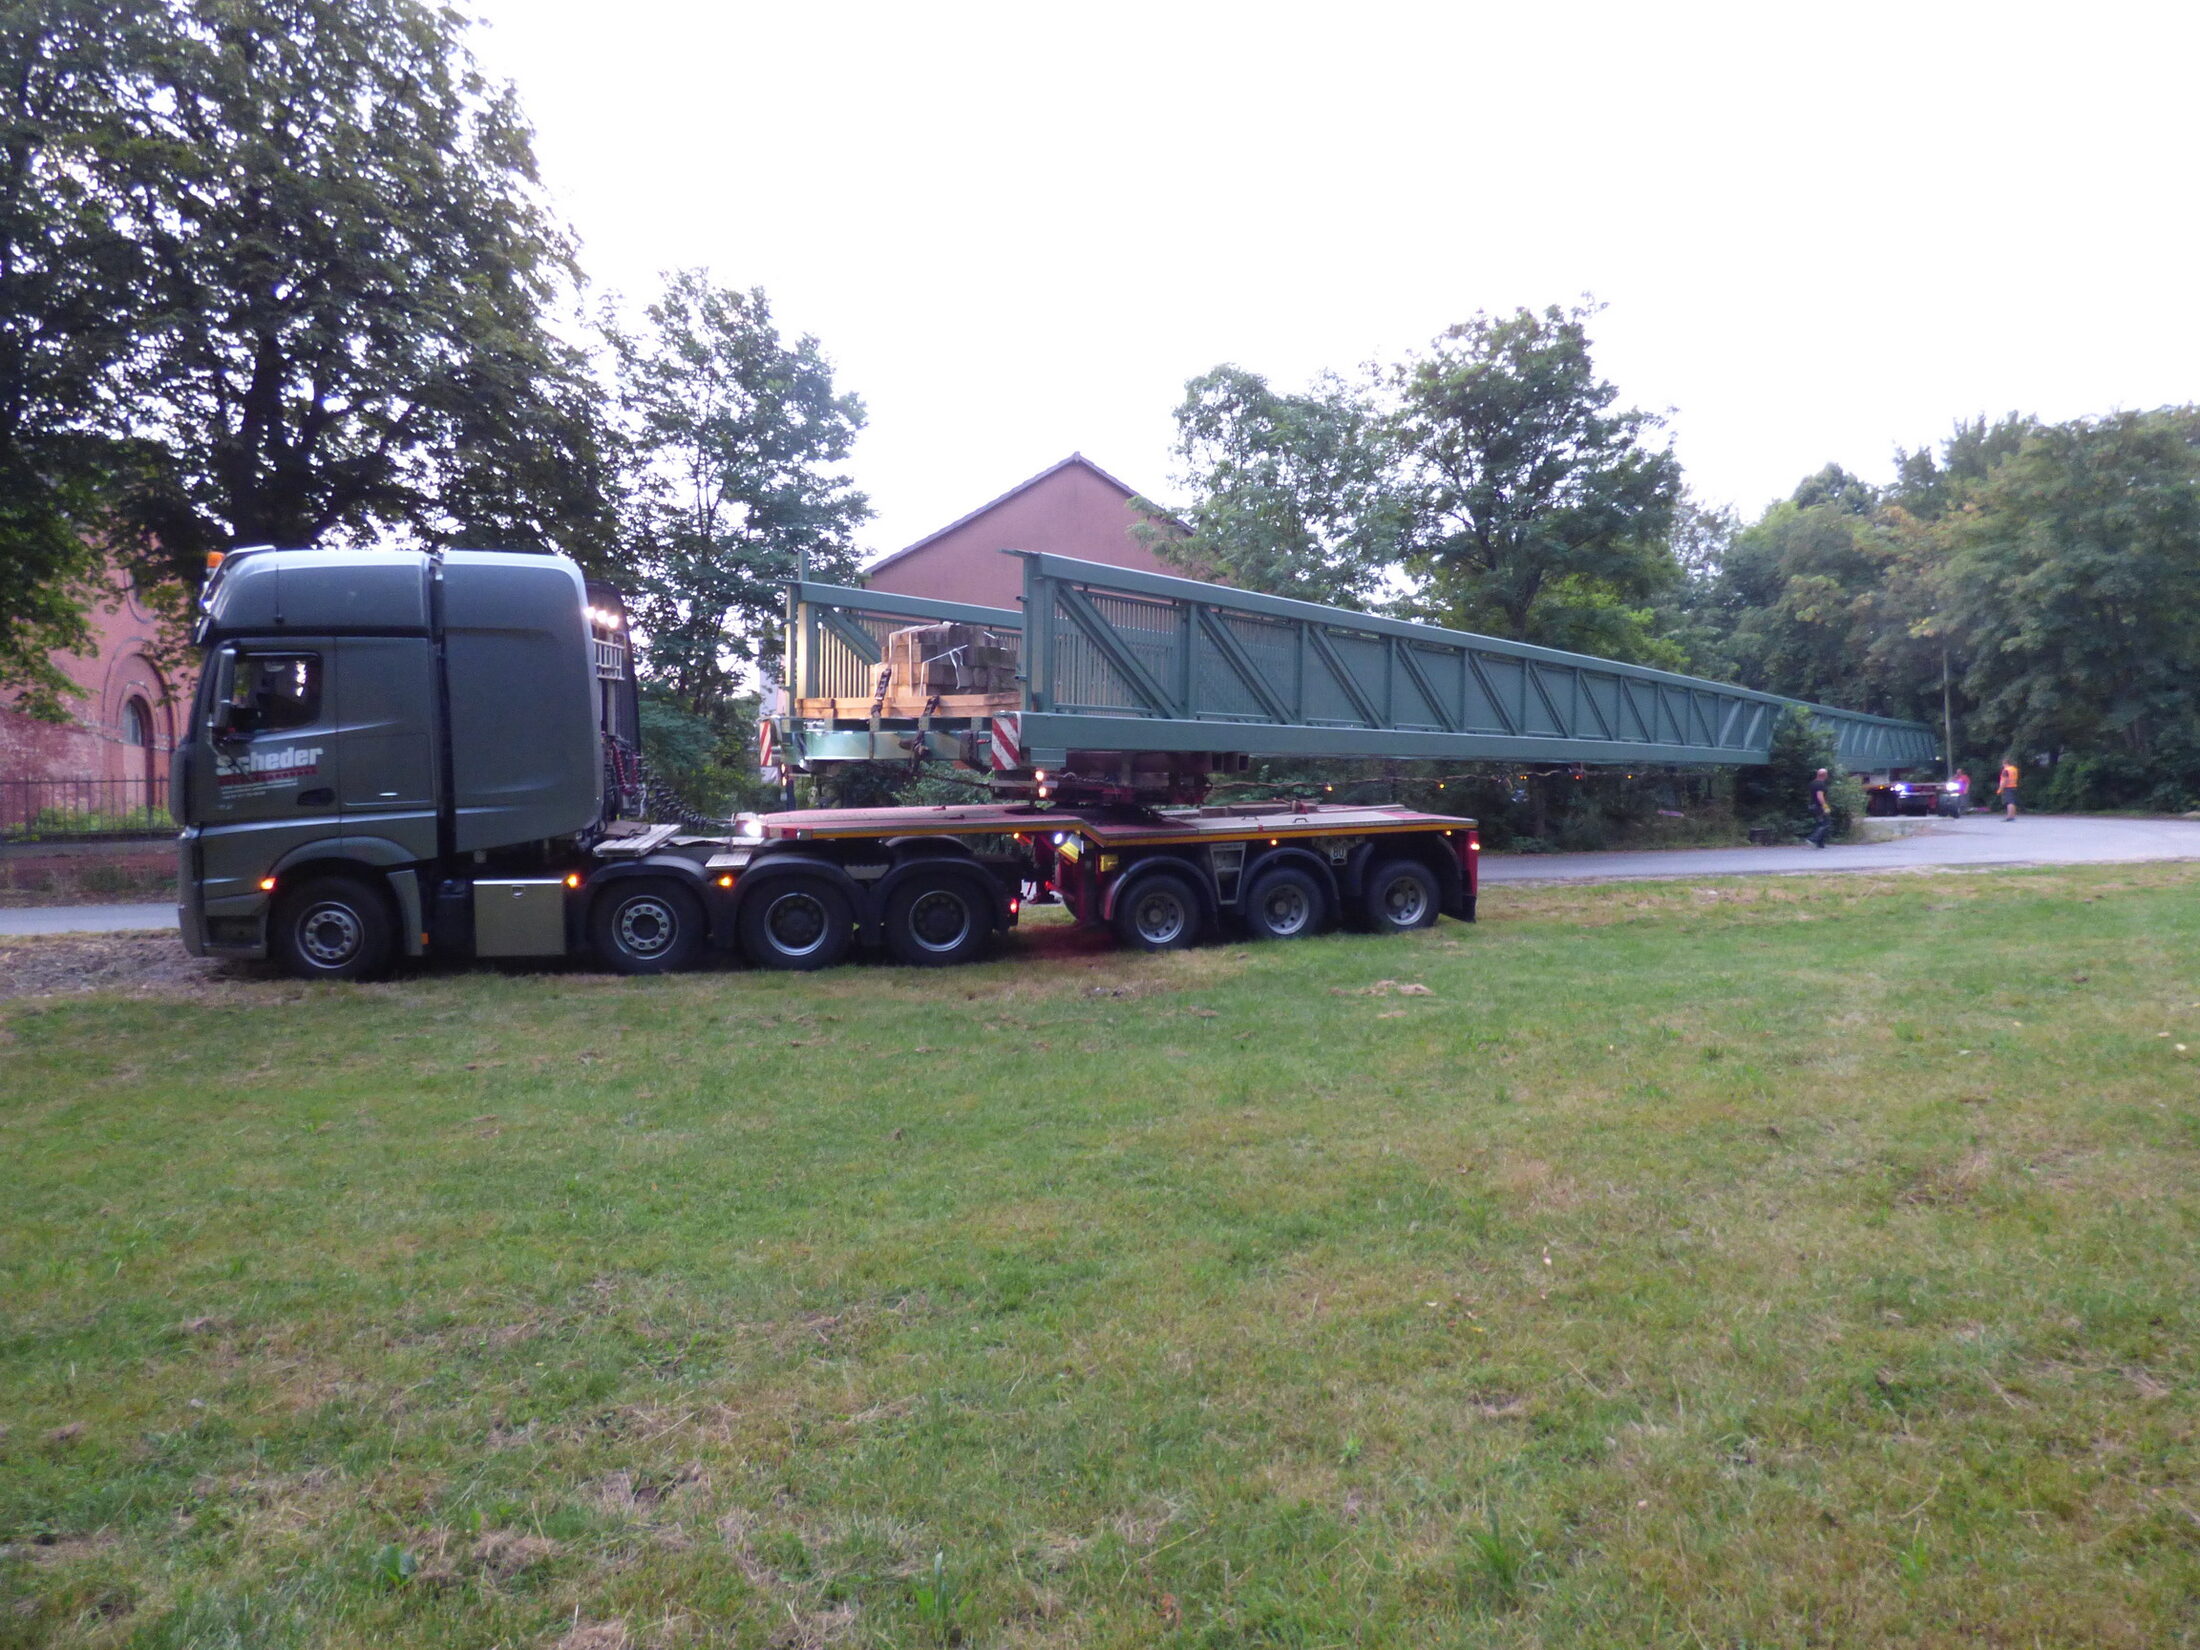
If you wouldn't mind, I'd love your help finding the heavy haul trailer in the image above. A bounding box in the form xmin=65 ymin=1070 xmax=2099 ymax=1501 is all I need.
xmin=174 ymin=546 xmax=1478 ymax=981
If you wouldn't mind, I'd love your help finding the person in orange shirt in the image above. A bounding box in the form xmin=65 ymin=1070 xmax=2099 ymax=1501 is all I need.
xmin=1998 ymin=758 xmax=2021 ymax=821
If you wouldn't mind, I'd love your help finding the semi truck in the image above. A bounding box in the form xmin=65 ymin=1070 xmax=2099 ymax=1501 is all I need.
xmin=173 ymin=546 xmax=1482 ymax=979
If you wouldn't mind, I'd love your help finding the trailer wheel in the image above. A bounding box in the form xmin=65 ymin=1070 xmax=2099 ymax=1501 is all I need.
xmin=738 ymin=875 xmax=854 ymax=971
xmin=1113 ymin=870 xmax=1202 ymax=953
xmin=1241 ymin=865 xmax=1327 ymax=940
xmin=883 ymin=872 xmax=992 ymax=967
xmin=272 ymin=875 xmax=396 ymax=982
xmin=591 ymin=879 xmax=703 ymax=975
xmin=1362 ymin=859 xmax=1439 ymax=935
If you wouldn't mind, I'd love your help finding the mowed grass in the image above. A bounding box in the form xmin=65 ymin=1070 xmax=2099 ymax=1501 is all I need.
xmin=5 ymin=865 xmax=2200 ymax=1649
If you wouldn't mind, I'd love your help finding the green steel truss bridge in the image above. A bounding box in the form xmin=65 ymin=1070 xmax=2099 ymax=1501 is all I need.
xmin=781 ymin=552 xmax=1939 ymax=779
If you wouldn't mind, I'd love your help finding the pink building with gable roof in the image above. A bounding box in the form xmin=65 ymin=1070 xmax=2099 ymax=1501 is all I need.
xmin=863 ymin=453 xmax=1188 ymax=611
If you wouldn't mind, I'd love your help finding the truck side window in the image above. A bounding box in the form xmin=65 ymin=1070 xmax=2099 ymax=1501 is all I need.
xmin=228 ymin=653 xmax=321 ymax=734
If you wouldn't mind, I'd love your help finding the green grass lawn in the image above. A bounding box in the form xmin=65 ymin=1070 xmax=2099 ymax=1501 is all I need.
xmin=5 ymin=865 xmax=2200 ymax=1648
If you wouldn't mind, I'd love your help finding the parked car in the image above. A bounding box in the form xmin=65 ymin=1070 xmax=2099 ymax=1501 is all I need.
xmin=1866 ymin=776 xmax=1962 ymax=818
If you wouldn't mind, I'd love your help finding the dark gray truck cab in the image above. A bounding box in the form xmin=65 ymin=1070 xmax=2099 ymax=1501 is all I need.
xmin=176 ymin=547 xmax=631 ymax=971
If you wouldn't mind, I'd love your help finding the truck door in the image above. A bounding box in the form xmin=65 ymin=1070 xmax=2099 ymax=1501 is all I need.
xmin=189 ymin=643 xmax=345 ymax=915
xmin=332 ymin=636 xmax=439 ymax=860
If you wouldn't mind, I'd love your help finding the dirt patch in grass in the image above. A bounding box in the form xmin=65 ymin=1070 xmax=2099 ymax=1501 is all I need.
xmin=0 ymin=930 xmax=263 ymax=1001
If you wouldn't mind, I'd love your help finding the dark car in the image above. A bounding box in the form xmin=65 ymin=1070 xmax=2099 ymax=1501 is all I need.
xmin=1866 ymin=777 xmax=1962 ymax=818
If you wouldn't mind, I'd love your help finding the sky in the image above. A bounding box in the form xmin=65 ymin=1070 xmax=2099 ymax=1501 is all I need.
xmin=466 ymin=0 xmax=2200 ymax=564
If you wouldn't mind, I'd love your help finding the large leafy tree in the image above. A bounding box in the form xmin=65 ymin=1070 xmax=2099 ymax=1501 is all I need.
xmin=1936 ymin=408 xmax=2200 ymax=767
xmin=1145 ymin=364 xmax=1403 ymax=609
xmin=89 ymin=0 xmax=607 ymax=583
xmin=0 ymin=0 xmax=158 ymax=714
xmin=1392 ymin=303 xmax=1682 ymax=659
xmin=611 ymin=270 xmax=869 ymax=712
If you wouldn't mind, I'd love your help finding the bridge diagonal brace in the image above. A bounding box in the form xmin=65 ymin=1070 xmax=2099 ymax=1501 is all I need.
xmin=1465 ymin=651 xmax=1519 ymax=737
xmin=1396 ymin=643 xmax=1461 ymax=732
xmin=1195 ymin=605 xmax=1291 ymax=724
xmin=818 ymin=607 xmax=883 ymax=665
xmin=1307 ymin=626 xmax=1384 ymax=727
xmin=1051 ymin=580 xmax=1182 ymax=719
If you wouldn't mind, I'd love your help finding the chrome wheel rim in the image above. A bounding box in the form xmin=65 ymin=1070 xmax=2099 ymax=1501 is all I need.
xmin=1381 ymin=876 xmax=1429 ymax=926
xmin=907 ymin=888 xmax=974 ymax=954
xmin=297 ymin=902 xmax=363 ymax=967
xmin=1133 ymin=888 xmax=1188 ymax=946
xmin=616 ymin=895 xmax=678 ymax=959
xmin=1258 ymin=881 xmax=1312 ymax=936
xmin=764 ymin=890 xmax=830 ymax=958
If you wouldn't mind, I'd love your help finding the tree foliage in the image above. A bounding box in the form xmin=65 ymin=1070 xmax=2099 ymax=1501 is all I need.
xmin=101 ymin=0 xmax=606 ymax=583
xmin=0 ymin=0 xmax=610 ymax=657
xmin=1145 ymin=365 xmax=1402 ymax=608
xmin=610 ymin=270 xmax=868 ymax=711
xmin=1391 ymin=303 xmax=1683 ymax=658
xmin=0 ymin=0 xmax=160 ymax=713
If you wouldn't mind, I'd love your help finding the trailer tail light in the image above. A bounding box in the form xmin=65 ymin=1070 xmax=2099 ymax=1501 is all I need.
xmin=1009 ymin=896 xmax=1021 ymax=916
xmin=564 ymin=872 xmax=581 ymax=889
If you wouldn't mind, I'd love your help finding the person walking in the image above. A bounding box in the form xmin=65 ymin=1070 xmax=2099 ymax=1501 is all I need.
xmin=1998 ymin=757 xmax=2021 ymax=821
xmin=1955 ymin=768 xmax=1971 ymax=811
xmin=1807 ymin=767 xmax=1834 ymax=848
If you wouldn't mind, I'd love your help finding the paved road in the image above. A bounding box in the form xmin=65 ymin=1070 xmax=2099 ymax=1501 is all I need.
xmin=1480 ymin=813 xmax=2200 ymax=885
xmin=3 ymin=817 xmax=2196 ymax=938
xmin=1 ymin=902 xmax=175 ymax=937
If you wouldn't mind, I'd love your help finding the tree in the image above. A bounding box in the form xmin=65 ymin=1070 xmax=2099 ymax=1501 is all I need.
xmin=1143 ymin=365 xmax=1402 ymax=608
xmin=1391 ymin=303 xmax=1682 ymax=658
xmin=1936 ymin=409 xmax=2200 ymax=774
xmin=611 ymin=270 xmax=869 ymax=711
xmin=0 ymin=0 xmax=157 ymax=714
xmin=90 ymin=0 xmax=605 ymax=584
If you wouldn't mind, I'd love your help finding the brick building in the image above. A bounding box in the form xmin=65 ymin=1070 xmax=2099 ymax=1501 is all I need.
xmin=0 ymin=566 xmax=190 ymax=811
xmin=864 ymin=453 xmax=1187 ymax=609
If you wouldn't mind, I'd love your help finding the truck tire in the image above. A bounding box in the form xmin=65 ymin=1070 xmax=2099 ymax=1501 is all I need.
xmin=738 ymin=874 xmax=854 ymax=971
xmin=1362 ymin=859 xmax=1439 ymax=935
xmin=1241 ymin=865 xmax=1327 ymax=940
xmin=590 ymin=879 xmax=703 ymax=975
xmin=1113 ymin=869 xmax=1202 ymax=953
xmin=271 ymin=875 xmax=396 ymax=982
xmin=883 ymin=872 xmax=992 ymax=967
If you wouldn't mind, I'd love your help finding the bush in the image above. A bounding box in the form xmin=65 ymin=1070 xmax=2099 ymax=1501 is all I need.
xmin=1735 ymin=707 xmax=1861 ymax=839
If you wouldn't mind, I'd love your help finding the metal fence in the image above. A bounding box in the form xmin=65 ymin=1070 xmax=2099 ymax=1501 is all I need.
xmin=1 ymin=776 xmax=174 ymax=840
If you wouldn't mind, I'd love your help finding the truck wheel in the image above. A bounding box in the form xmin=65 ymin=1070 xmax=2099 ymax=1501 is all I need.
xmin=1113 ymin=870 xmax=1202 ymax=953
xmin=883 ymin=872 xmax=991 ymax=967
xmin=272 ymin=875 xmax=396 ymax=981
xmin=738 ymin=875 xmax=854 ymax=971
xmin=1241 ymin=865 xmax=1326 ymax=940
xmin=1362 ymin=859 xmax=1439 ymax=935
xmin=590 ymin=879 xmax=702 ymax=975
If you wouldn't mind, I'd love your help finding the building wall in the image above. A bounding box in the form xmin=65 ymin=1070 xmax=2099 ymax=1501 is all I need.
xmin=0 ymin=569 xmax=191 ymax=803
xmin=864 ymin=458 xmax=1184 ymax=611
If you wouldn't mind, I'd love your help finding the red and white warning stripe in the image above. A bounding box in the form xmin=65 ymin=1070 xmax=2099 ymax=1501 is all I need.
xmin=988 ymin=711 xmax=1023 ymax=772
xmin=757 ymin=717 xmax=776 ymax=771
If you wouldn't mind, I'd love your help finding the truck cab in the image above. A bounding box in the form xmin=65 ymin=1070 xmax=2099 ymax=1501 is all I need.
xmin=175 ymin=545 xmax=626 ymax=974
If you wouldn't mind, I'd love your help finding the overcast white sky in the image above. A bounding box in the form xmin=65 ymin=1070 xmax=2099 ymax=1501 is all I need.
xmin=467 ymin=0 xmax=2199 ymax=563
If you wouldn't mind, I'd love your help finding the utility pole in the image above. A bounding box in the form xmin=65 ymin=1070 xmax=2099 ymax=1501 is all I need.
xmin=1941 ymin=643 xmax=1956 ymax=780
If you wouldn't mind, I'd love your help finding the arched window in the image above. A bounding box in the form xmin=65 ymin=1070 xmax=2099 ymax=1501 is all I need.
xmin=123 ymin=695 xmax=155 ymax=810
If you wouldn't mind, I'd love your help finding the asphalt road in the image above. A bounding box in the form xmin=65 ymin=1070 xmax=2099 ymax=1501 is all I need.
xmin=3 ymin=816 xmax=2197 ymax=939
xmin=1478 ymin=813 xmax=2200 ymax=885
